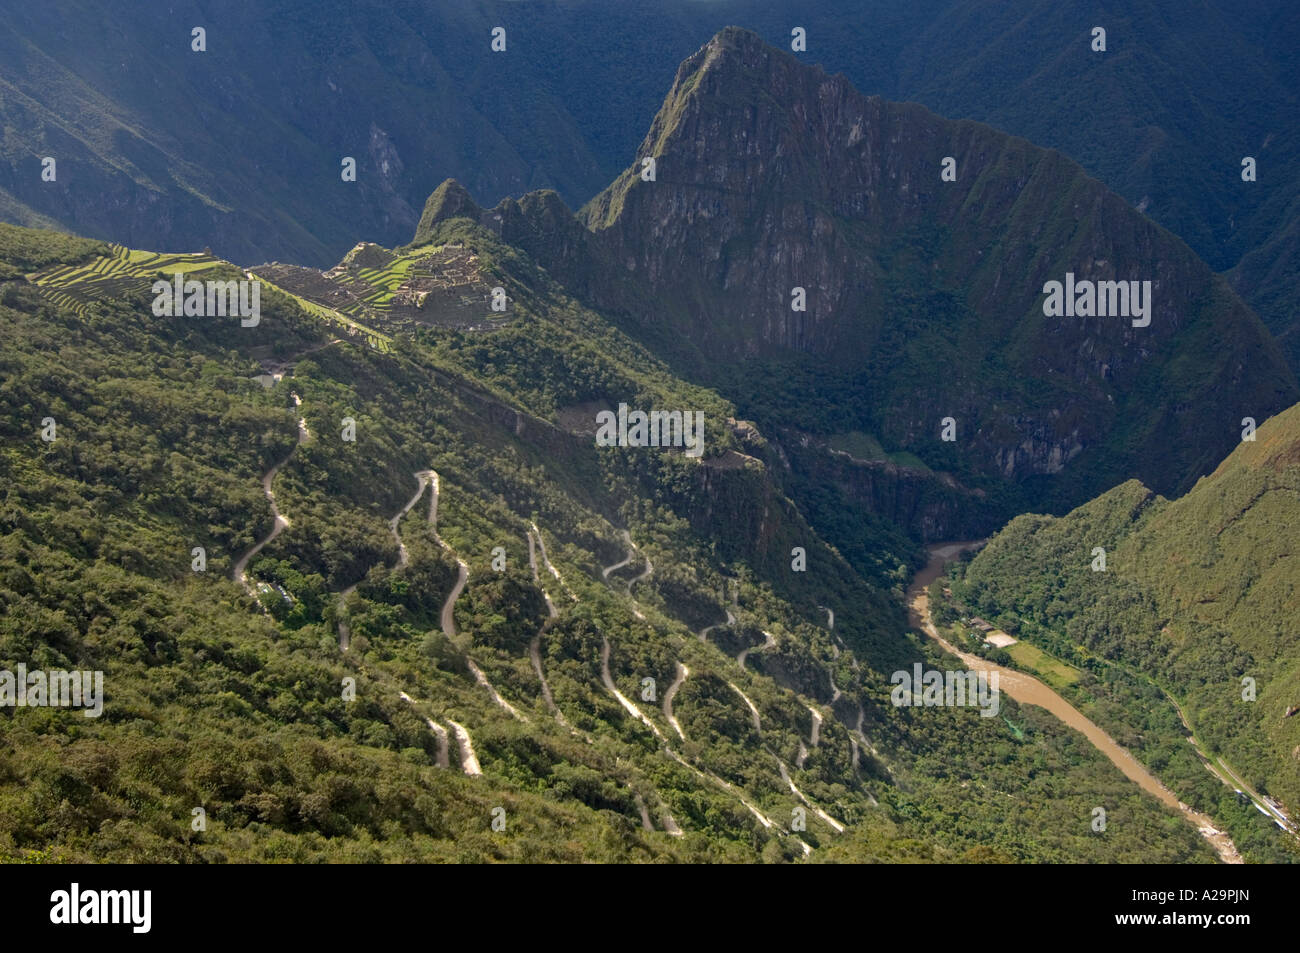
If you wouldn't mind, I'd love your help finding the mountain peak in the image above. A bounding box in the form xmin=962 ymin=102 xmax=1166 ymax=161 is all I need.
xmin=690 ymin=26 xmax=797 ymax=74
xmin=696 ymin=26 xmax=777 ymax=66
xmin=571 ymin=31 xmax=1297 ymax=501
xmin=414 ymin=179 xmax=482 ymax=244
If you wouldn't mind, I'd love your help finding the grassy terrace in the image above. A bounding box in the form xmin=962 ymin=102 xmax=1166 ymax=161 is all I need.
xmin=24 ymin=241 xmax=394 ymax=352
xmin=27 ymin=243 xmax=225 ymax=316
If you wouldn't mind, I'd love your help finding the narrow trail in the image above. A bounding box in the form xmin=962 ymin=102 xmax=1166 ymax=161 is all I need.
xmin=233 ymin=393 xmax=308 ymax=600
xmin=448 ymin=719 xmax=482 ymax=777
xmin=663 ymin=662 xmax=689 ymax=741
xmin=737 ymin=629 xmax=775 ymax=669
xmin=399 ymin=691 xmax=450 ymax=768
xmin=913 ymin=541 xmax=1241 ymax=864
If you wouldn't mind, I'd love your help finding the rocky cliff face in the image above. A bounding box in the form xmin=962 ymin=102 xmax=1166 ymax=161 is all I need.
xmin=580 ymin=29 xmax=1298 ymax=499
xmin=413 ymin=27 xmax=1296 ymax=509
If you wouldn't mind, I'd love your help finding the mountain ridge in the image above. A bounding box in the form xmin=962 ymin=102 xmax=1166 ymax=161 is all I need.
xmin=415 ymin=27 xmax=1296 ymax=526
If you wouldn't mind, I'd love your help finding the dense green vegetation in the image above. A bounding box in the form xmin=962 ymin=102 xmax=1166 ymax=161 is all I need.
xmin=0 ymin=220 xmax=1225 ymax=862
xmin=951 ymin=407 xmax=1300 ymax=862
xmin=3 ymin=10 xmax=1295 ymax=865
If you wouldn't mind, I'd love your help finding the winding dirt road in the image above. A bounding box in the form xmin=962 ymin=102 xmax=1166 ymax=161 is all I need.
xmin=531 ymin=521 xmax=577 ymax=603
xmin=601 ymin=532 xmax=635 ymax=580
xmin=698 ymin=608 xmax=735 ymax=642
xmin=389 ymin=471 xmax=432 ymax=568
xmin=429 ymin=471 xmax=469 ymax=637
xmin=399 ymin=691 xmax=450 ymax=768
xmin=797 ymin=705 xmax=821 ymax=767
xmin=232 ymin=393 xmax=308 ymax=599
xmin=628 ymin=549 xmax=653 ymax=589
xmin=602 ymin=531 xmax=652 ymax=621
xmin=728 ymin=681 xmax=762 ymax=731
xmin=600 ymin=634 xmax=666 ymax=742
xmin=663 ymin=662 xmax=689 ymax=741
xmin=466 ymin=658 xmax=530 ymax=723
xmin=539 ymin=521 xmax=817 ymax=849
xmin=778 ymin=760 xmax=846 ymax=833
xmin=737 ymin=630 xmax=775 ymax=669
xmin=339 ymin=469 xmax=431 ymax=649
xmin=526 ymin=529 xmax=569 ymax=726
xmin=448 ymin=719 xmax=481 ymax=777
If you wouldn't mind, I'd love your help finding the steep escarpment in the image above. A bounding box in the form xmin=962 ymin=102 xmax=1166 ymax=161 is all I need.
xmin=483 ymin=27 xmax=1297 ymax=510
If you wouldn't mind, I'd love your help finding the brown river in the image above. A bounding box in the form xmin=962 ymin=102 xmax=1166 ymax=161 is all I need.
xmin=910 ymin=542 xmax=1242 ymax=864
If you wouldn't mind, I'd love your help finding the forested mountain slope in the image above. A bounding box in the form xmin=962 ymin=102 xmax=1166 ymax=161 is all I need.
xmin=0 ymin=219 xmax=1219 ymax=863
xmin=955 ymin=403 xmax=1300 ymax=862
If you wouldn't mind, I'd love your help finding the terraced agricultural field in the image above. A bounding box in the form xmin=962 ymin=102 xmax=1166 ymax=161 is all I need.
xmin=26 ymin=240 xmax=394 ymax=352
xmin=27 ymin=243 xmax=226 ymax=316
